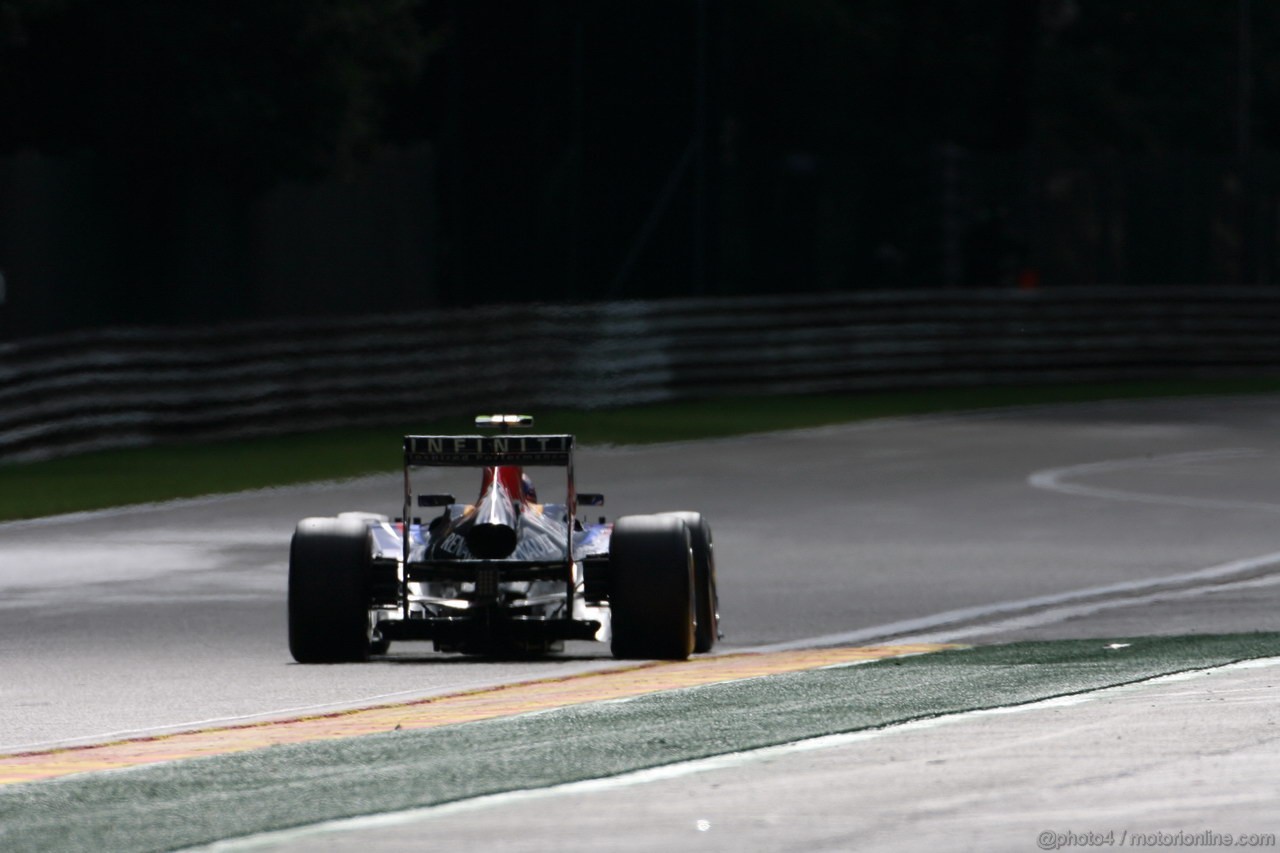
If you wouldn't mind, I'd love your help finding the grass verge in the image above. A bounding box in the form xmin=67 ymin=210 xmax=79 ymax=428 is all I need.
xmin=3 ymin=378 xmax=1280 ymax=521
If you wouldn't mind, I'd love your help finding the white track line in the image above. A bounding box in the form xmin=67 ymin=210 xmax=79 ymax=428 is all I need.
xmin=894 ymin=572 xmax=1280 ymax=646
xmin=187 ymin=656 xmax=1280 ymax=852
xmin=742 ymin=547 xmax=1280 ymax=654
xmin=1027 ymin=447 xmax=1280 ymax=513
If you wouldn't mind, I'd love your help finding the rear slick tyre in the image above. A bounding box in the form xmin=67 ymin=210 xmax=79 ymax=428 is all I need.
xmin=609 ymin=515 xmax=696 ymax=660
xmin=659 ymin=511 xmax=719 ymax=653
xmin=288 ymin=516 xmax=373 ymax=663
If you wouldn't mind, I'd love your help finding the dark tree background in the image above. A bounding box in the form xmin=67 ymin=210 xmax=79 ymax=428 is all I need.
xmin=2 ymin=0 xmax=1279 ymax=335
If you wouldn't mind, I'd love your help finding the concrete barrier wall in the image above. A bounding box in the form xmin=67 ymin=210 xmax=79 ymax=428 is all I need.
xmin=4 ymin=289 xmax=1280 ymax=462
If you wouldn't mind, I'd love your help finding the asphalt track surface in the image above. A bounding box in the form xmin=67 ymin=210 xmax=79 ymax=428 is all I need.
xmin=2 ymin=395 xmax=1280 ymax=847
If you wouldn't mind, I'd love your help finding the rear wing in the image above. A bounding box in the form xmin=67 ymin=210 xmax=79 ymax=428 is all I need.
xmin=401 ymin=430 xmax=579 ymax=565
xmin=403 ymin=435 xmax=574 ymax=467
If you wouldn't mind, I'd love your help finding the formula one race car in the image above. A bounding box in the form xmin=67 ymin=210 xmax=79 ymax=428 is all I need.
xmin=288 ymin=415 xmax=720 ymax=662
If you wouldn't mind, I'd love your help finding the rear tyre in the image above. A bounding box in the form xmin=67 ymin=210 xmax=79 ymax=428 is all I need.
xmin=609 ymin=515 xmax=696 ymax=660
xmin=288 ymin=516 xmax=373 ymax=663
xmin=660 ymin=512 xmax=719 ymax=653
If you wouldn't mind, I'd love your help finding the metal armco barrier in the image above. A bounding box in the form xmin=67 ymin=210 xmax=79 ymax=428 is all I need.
xmin=3 ymin=289 xmax=1280 ymax=463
